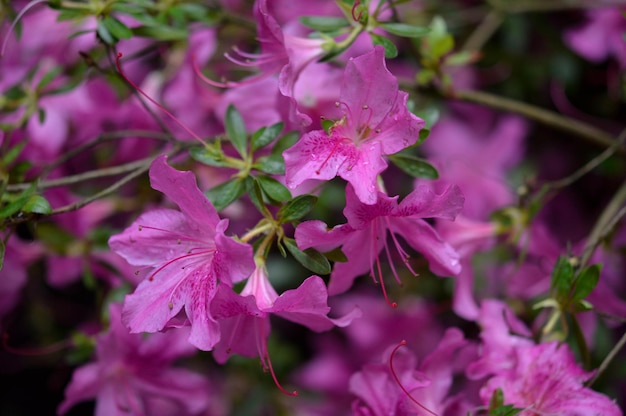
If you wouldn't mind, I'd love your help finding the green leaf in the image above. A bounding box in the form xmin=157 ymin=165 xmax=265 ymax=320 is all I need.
xmin=0 ymin=194 xmax=30 ymax=218
xmin=571 ymin=264 xmax=601 ymax=302
xmin=189 ymin=146 xmax=229 ymax=167
xmin=370 ymin=34 xmax=398 ymax=58
xmin=323 ymin=247 xmax=347 ymax=262
xmin=22 ymin=195 xmax=52 ymax=215
xmin=255 ymin=175 xmax=291 ymax=202
xmin=413 ymin=106 xmax=440 ymax=130
xmin=445 ymin=50 xmax=476 ymax=66
xmin=102 ymin=15 xmax=133 ymax=40
xmin=132 ymin=25 xmax=188 ymax=41
xmin=550 ymin=256 xmax=575 ymax=302
xmin=36 ymin=66 xmax=63 ymax=92
xmin=96 ymin=19 xmax=115 ymax=45
xmin=251 ymin=122 xmax=284 ymax=152
xmin=283 ymin=237 xmax=331 ymax=275
xmin=321 ymin=119 xmax=334 ymax=134
xmin=271 ymin=131 xmax=300 ymax=156
xmin=416 ymin=68 xmax=436 ymax=85
xmin=380 ymin=22 xmax=430 ymax=38
xmin=225 ymin=105 xmax=248 ymax=158
xmin=418 ymin=128 xmax=430 ymax=145
xmin=299 ymin=16 xmax=348 ymax=32
xmin=254 ymin=154 xmax=285 ymax=175
xmin=206 ymin=178 xmax=246 ymax=211
xmin=246 ymin=176 xmax=266 ymax=214
xmin=2 ymin=140 xmax=27 ymax=166
xmin=278 ymin=195 xmax=317 ymax=223
xmin=389 ymin=154 xmax=439 ymax=179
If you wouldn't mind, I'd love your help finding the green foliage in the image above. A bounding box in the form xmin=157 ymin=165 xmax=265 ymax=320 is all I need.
xmin=370 ymin=33 xmax=398 ymax=58
xmin=488 ymin=388 xmax=522 ymax=416
xmin=379 ymin=22 xmax=430 ymax=38
xmin=299 ymin=16 xmax=348 ymax=32
xmin=282 ymin=237 xmax=331 ymax=275
xmin=206 ymin=178 xmax=246 ymax=211
xmin=251 ymin=122 xmax=284 ymax=152
xmin=277 ymin=195 xmax=317 ymax=224
xmin=225 ymin=105 xmax=248 ymax=159
xmin=389 ymin=153 xmax=439 ymax=179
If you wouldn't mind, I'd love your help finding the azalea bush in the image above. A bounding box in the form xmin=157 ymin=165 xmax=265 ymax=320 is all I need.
xmin=1 ymin=0 xmax=626 ymax=414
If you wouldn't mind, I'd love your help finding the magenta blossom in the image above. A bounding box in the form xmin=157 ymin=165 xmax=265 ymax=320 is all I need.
xmin=210 ymin=262 xmax=360 ymax=394
xmin=284 ymin=46 xmax=425 ymax=205
xmin=58 ymin=303 xmax=210 ymax=416
xmin=350 ymin=328 xmax=472 ymax=416
xmin=296 ymin=182 xmax=463 ymax=304
xmin=480 ymin=342 xmax=621 ymax=416
xmin=108 ymin=155 xmax=254 ymax=351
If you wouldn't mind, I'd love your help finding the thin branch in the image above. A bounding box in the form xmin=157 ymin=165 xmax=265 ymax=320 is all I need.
xmin=452 ymin=89 xmax=625 ymax=153
xmin=580 ymin=179 xmax=626 ymax=269
xmin=544 ymin=128 xmax=626 ymax=190
xmin=50 ymin=160 xmax=152 ymax=215
xmin=490 ymin=0 xmax=626 ymax=13
xmin=461 ymin=9 xmax=504 ymax=52
xmin=586 ymin=330 xmax=626 ymax=387
xmin=7 ymin=157 xmax=154 ymax=192
xmin=39 ymin=130 xmax=173 ymax=177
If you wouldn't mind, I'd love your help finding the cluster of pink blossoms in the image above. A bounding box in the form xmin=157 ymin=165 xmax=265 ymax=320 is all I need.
xmin=1 ymin=0 xmax=625 ymax=415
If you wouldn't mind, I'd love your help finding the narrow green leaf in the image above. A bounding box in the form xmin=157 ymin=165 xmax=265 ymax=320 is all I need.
xmin=189 ymin=146 xmax=229 ymax=167
xmin=271 ymin=131 xmax=300 ymax=156
xmin=324 ymin=247 xmax=347 ymax=263
xmin=251 ymin=122 xmax=284 ymax=152
xmin=389 ymin=154 xmax=439 ymax=179
xmin=571 ymin=264 xmax=601 ymax=302
xmin=96 ymin=20 xmax=115 ymax=45
xmin=550 ymin=256 xmax=575 ymax=301
xmin=299 ymin=16 xmax=348 ymax=32
xmin=2 ymin=140 xmax=27 ymax=166
xmin=0 ymin=194 xmax=30 ymax=218
xmin=132 ymin=25 xmax=188 ymax=41
xmin=370 ymin=34 xmax=398 ymax=58
xmin=278 ymin=195 xmax=317 ymax=223
xmin=418 ymin=128 xmax=430 ymax=145
xmin=246 ymin=176 xmax=266 ymax=214
xmin=254 ymin=154 xmax=285 ymax=175
xmin=205 ymin=178 xmax=246 ymax=211
xmin=36 ymin=66 xmax=63 ymax=92
xmin=380 ymin=22 xmax=430 ymax=38
xmin=283 ymin=237 xmax=331 ymax=275
xmin=225 ymin=105 xmax=248 ymax=158
xmin=22 ymin=195 xmax=52 ymax=215
xmin=102 ymin=15 xmax=133 ymax=40
xmin=256 ymin=175 xmax=291 ymax=202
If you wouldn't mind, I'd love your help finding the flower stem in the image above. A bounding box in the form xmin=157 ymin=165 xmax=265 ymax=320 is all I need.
xmin=452 ymin=89 xmax=625 ymax=153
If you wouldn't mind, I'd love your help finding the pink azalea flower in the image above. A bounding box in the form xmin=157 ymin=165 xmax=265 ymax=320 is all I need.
xmin=210 ymin=263 xmax=360 ymax=394
xmin=295 ymin=182 xmax=463 ymax=303
xmin=468 ymin=300 xmax=621 ymax=414
xmin=108 ymin=155 xmax=254 ymax=351
xmin=564 ymin=8 xmax=626 ymax=68
xmin=480 ymin=342 xmax=622 ymax=416
xmin=283 ymin=46 xmax=425 ymax=205
xmin=58 ymin=303 xmax=211 ymax=416
xmin=350 ymin=328 xmax=472 ymax=416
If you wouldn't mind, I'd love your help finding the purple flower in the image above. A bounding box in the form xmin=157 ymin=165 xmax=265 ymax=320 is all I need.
xmin=350 ymin=328 xmax=471 ymax=416
xmin=296 ymin=182 xmax=463 ymax=303
xmin=284 ymin=46 xmax=425 ymax=205
xmin=480 ymin=342 xmax=622 ymax=416
xmin=58 ymin=303 xmax=211 ymax=416
xmin=108 ymin=155 xmax=254 ymax=351
xmin=210 ymin=263 xmax=360 ymax=394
